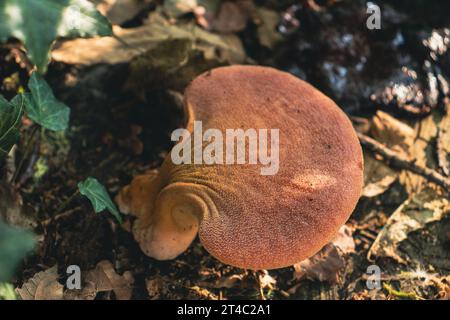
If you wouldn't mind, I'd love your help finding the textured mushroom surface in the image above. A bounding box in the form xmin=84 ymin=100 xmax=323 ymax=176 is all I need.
xmin=117 ymin=65 xmax=363 ymax=270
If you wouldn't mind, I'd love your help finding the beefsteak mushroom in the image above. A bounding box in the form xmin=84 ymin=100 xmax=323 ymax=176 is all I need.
xmin=116 ymin=65 xmax=363 ymax=270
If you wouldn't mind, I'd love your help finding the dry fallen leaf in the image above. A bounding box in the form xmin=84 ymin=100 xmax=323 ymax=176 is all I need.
xmin=293 ymin=244 xmax=344 ymax=284
xmin=361 ymin=111 xmax=415 ymax=197
xmin=362 ymin=152 xmax=398 ymax=198
xmin=368 ymin=187 xmax=450 ymax=265
xmin=95 ymin=0 xmax=153 ymax=25
xmin=64 ymin=260 xmax=134 ymax=300
xmin=209 ymin=1 xmax=253 ymax=33
xmin=213 ymin=274 xmax=245 ymax=289
xmin=292 ymin=225 xmax=355 ymax=284
xmin=16 ymin=266 xmax=64 ymax=300
xmin=400 ymin=104 xmax=450 ymax=194
xmin=370 ymin=110 xmax=415 ymax=153
xmin=52 ymin=9 xmax=246 ymax=67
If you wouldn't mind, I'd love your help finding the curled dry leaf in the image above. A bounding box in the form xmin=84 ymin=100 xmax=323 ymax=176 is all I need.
xmin=292 ymin=225 xmax=355 ymax=284
xmin=16 ymin=266 xmax=63 ymax=300
xmin=368 ymin=188 xmax=450 ymax=265
xmin=64 ymin=260 xmax=134 ymax=300
xmin=361 ymin=111 xmax=415 ymax=197
xmin=399 ymin=105 xmax=450 ymax=193
xmin=370 ymin=111 xmax=415 ymax=153
xmin=365 ymin=106 xmax=450 ymax=194
xmin=362 ymin=152 xmax=398 ymax=198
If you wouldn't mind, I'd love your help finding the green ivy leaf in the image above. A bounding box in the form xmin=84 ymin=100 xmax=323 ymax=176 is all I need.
xmin=0 ymin=221 xmax=35 ymax=282
xmin=0 ymin=0 xmax=113 ymax=73
xmin=78 ymin=177 xmax=122 ymax=224
xmin=0 ymin=94 xmax=24 ymax=159
xmin=24 ymin=72 xmax=70 ymax=131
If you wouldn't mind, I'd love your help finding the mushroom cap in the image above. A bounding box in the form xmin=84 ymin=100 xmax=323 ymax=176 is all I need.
xmin=175 ymin=65 xmax=363 ymax=270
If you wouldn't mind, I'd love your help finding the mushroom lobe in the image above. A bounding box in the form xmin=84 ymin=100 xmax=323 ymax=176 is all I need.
xmin=118 ymin=65 xmax=364 ymax=270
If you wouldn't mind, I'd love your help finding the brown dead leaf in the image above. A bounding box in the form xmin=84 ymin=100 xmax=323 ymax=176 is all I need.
xmin=64 ymin=260 xmax=134 ymax=300
xmin=16 ymin=266 xmax=63 ymax=300
xmin=368 ymin=187 xmax=450 ymax=264
xmin=292 ymin=225 xmax=355 ymax=284
xmin=209 ymin=1 xmax=253 ymax=33
xmin=360 ymin=111 xmax=414 ymax=196
xmin=362 ymin=152 xmax=398 ymax=198
xmin=213 ymin=274 xmax=245 ymax=289
xmin=401 ymin=113 xmax=439 ymax=194
xmin=52 ymin=9 xmax=246 ymax=67
xmin=293 ymin=244 xmax=344 ymax=284
xmin=400 ymin=104 xmax=450 ymax=194
xmin=368 ymin=110 xmax=444 ymax=194
xmin=370 ymin=111 xmax=415 ymax=153
xmin=95 ymin=0 xmax=153 ymax=25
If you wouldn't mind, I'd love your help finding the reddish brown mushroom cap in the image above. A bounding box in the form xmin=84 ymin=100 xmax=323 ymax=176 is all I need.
xmin=183 ymin=66 xmax=363 ymax=269
xmin=117 ymin=65 xmax=363 ymax=270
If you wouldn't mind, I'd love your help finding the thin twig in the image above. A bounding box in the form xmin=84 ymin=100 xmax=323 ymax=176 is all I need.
xmin=41 ymin=206 xmax=81 ymax=227
xmin=357 ymin=132 xmax=450 ymax=192
xmin=55 ymin=190 xmax=80 ymax=214
xmin=42 ymin=191 xmax=80 ymax=228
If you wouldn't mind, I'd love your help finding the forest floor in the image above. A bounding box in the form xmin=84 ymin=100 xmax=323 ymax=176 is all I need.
xmin=1 ymin=0 xmax=449 ymax=300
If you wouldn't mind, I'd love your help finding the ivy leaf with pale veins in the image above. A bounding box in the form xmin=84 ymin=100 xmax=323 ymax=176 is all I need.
xmin=78 ymin=177 xmax=123 ymax=224
xmin=0 ymin=94 xmax=24 ymax=159
xmin=0 ymin=221 xmax=35 ymax=282
xmin=24 ymin=73 xmax=70 ymax=131
xmin=0 ymin=0 xmax=113 ymax=73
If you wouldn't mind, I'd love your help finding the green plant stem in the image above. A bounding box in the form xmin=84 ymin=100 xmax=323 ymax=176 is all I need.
xmin=10 ymin=125 xmax=39 ymax=184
